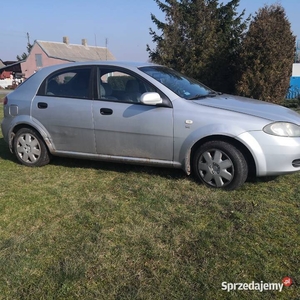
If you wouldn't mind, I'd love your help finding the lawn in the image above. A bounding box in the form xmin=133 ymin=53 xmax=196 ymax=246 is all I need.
xmin=0 ymin=103 xmax=299 ymax=299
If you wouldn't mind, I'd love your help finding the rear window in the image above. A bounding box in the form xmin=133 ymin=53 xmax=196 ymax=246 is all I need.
xmin=39 ymin=67 xmax=92 ymax=99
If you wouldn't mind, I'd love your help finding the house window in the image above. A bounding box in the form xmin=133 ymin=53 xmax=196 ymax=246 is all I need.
xmin=35 ymin=54 xmax=43 ymax=67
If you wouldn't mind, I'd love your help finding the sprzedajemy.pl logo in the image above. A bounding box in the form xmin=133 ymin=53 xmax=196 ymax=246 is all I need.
xmin=221 ymin=277 xmax=293 ymax=292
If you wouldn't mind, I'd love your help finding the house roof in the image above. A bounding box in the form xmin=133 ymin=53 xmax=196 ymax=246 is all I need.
xmin=0 ymin=61 xmax=23 ymax=73
xmin=36 ymin=40 xmax=115 ymax=62
xmin=0 ymin=60 xmax=5 ymax=68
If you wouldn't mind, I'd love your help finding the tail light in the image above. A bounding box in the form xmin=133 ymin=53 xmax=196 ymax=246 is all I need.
xmin=3 ymin=96 xmax=8 ymax=105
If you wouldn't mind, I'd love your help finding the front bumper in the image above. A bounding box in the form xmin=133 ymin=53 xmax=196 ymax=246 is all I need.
xmin=238 ymin=131 xmax=300 ymax=176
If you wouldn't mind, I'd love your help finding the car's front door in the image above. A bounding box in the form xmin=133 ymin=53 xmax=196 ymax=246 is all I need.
xmin=33 ymin=66 xmax=95 ymax=153
xmin=92 ymin=67 xmax=173 ymax=161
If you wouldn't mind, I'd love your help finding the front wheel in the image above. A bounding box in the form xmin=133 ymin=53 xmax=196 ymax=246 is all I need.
xmin=193 ymin=141 xmax=248 ymax=190
xmin=13 ymin=128 xmax=50 ymax=167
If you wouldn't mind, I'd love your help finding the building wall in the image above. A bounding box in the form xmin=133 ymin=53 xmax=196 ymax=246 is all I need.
xmin=292 ymin=63 xmax=300 ymax=77
xmin=21 ymin=43 xmax=70 ymax=78
xmin=0 ymin=78 xmax=23 ymax=89
xmin=0 ymin=78 xmax=13 ymax=89
xmin=287 ymin=63 xmax=300 ymax=99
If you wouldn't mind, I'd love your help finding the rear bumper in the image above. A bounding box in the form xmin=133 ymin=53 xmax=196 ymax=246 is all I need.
xmin=1 ymin=118 xmax=9 ymax=144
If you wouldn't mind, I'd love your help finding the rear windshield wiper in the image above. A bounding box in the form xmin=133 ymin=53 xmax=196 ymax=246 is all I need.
xmin=188 ymin=92 xmax=217 ymax=100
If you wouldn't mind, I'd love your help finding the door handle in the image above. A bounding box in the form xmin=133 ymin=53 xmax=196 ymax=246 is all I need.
xmin=100 ymin=108 xmax=113 ymax=115
xmin=38 ymin=102 xmax=48 ymax=109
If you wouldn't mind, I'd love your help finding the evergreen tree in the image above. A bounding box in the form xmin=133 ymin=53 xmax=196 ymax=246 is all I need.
xmin=147 ymin=0 xmax=248 ymax=93
xmin=236 ymin=4 xmax=295 ymax=104
xmin=17 ymin=42 xmax=33 ymax=61
xmin=211 ymin=0 xmax=249 ymax=92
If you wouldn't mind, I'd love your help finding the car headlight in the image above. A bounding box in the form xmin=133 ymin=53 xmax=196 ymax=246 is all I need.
xmin=263 ymin=122 xmax=300 ymax=137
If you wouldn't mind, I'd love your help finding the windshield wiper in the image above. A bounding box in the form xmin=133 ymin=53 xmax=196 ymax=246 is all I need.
xmin=188 ymin=92 xmax=217 ymax=100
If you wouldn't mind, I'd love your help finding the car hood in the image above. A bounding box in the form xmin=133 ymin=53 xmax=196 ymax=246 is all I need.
xmin=193 ymin=94 xmax=300 ymax=123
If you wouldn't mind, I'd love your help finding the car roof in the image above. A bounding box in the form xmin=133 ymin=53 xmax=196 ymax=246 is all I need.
xmin=36 ymin=61 xmax=160 ymax=75
xmin=16 ymin=61 xmax=164 ymax=96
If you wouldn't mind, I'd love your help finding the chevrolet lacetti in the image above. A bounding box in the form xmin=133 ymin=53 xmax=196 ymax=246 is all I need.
xmin=2 ymin=61 xmax=300 ymax=190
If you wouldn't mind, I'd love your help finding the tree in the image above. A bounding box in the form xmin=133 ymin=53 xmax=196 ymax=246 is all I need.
xmin=236 ymin=4 xmax=295 ymax=104
xmin=17 ymin=34 xmax=33 ymax=61
xmin=147 ymin=0 xmax=248 ymax=93
xmin=210 ymin=0 xmax=249 ymax=92
xmin=17 ymin=41 xmax=33 ymax=61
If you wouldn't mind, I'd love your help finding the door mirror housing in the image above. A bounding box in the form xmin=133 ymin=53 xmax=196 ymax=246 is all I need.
xmin=140 ymin=92 xmax=163 ymax=106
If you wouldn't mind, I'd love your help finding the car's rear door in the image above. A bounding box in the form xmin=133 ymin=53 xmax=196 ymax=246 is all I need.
xmin=32 ymin=66 xmax=95 ymax=153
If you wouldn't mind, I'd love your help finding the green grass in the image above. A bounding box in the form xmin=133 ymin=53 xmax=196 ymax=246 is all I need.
xmin=0 ymin=105 xmax=299 ymax=299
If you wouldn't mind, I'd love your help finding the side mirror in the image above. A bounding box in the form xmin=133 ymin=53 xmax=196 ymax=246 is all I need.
xmin=140 ymin=92 xmax=163 ymax=106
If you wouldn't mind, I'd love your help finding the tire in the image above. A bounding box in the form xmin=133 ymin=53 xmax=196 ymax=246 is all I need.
xmin=193 ymin=141 xmax=248 ymax=190
xmin=13 ymin=128 xmax=50 ymax=167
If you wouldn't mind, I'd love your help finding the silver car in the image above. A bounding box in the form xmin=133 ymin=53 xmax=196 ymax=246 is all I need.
xmin=2 ymin=61 xmax=300 ymax=190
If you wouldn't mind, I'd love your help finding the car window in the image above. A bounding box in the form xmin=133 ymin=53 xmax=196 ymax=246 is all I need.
xmin=139 ymin=66 xmax=214 ymax=100
xmin=44 ymin=68 xmax=91 ymax=99
xmin=96 ymin=67 xmax=156 ymax=103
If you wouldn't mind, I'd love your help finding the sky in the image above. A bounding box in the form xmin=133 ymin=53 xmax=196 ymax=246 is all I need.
xmin=1 ymin=0 xmax=300 ymax=62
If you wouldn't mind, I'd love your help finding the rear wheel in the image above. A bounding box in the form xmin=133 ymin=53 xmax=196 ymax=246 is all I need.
xmin=193 ymin=141 xmax=248 ymax=190
xmin=13 ymin=128 xmax=50 ymax=167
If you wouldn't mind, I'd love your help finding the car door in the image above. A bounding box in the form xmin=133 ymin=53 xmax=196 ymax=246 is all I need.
xmin=92 ymin=67 xmax=174 ymax=161
xmin=32 ymin=66 xmax=95 ymax=153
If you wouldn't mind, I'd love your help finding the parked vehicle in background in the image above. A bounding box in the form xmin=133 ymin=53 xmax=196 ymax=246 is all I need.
xmin=2 ymin=61 xmax=300 ymax=190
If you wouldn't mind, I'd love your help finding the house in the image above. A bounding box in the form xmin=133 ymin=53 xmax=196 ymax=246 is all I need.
xmin=21 ymin=37 xmax=115 ymax=78
xmin=0 ymin=60 xmax=23 ymax=88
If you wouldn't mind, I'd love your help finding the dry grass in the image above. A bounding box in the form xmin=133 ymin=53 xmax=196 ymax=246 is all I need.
xmin=0 ymin=105 xmax=299 ymax=299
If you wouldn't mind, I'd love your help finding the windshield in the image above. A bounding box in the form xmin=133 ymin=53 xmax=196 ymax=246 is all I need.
xmin=139 ymin=66 xmax=215 ymax=100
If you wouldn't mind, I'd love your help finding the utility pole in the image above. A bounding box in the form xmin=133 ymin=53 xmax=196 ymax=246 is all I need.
xmin=105 ymin=38 xmax=108 ymax=60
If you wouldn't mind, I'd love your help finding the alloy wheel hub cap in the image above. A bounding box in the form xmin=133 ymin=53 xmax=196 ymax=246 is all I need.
xmin=209 ymin=162 xmax=220 ymax=175
xmin=24 ymin=144 xmax=31 ymax=153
